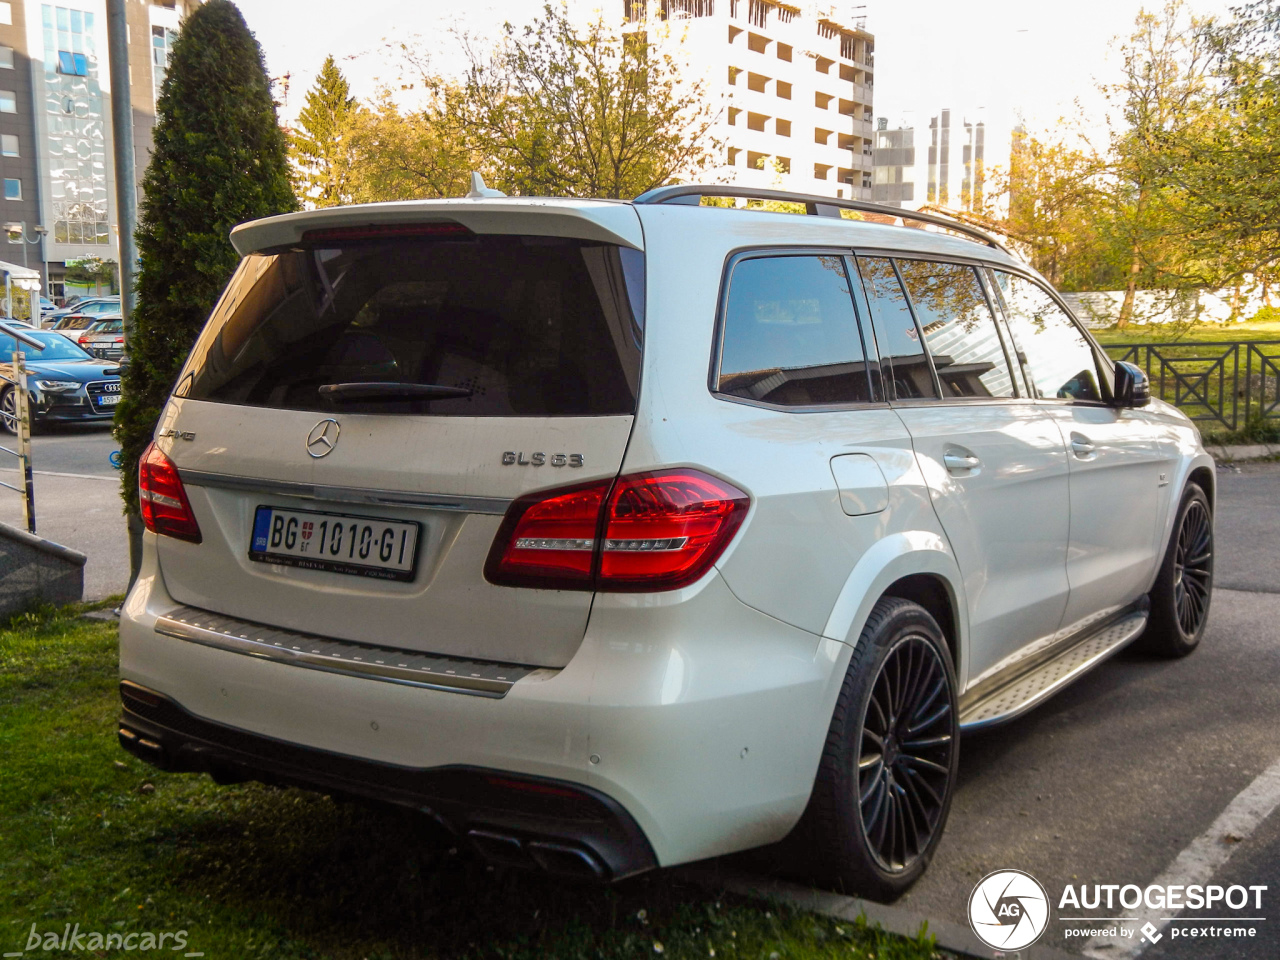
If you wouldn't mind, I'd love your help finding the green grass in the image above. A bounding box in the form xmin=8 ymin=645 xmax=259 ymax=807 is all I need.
xmin=0 ymin=606 xmax=941 ymax=960
xmin=1091 ymin=318 xmax=1280 ymax=345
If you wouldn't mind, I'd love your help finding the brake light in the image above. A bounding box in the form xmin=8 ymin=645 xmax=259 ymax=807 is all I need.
xmin=138 ymin=442 xmax=202 ymax=543
xmin=484 ymin=470 xmax=748 ymax=592
xmin=301 ymin=222 xmax=473 ymax=244
xmin=599 ymin=471 xmax=749 ymax=589
xmin=484 ymin=479 xmax=609 ymax=589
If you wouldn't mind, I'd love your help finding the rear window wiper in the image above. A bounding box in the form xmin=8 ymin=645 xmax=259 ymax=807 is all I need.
xmin=319 ymin=382 xmax=474 ymax=402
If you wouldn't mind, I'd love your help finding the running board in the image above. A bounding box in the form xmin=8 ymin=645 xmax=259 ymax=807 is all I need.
xmin=958 ymin=611 xmax=1148 ymax=730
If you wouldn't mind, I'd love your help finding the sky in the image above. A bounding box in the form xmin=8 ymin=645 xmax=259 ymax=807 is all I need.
xmin=233 ymin=0 xmax=1239 ymax=139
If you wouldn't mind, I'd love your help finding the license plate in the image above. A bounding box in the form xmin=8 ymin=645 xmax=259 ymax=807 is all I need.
xmin=96 ymin=393 xmax=120 ymax=405
xmin=250 ymin=506 xmax=420 ymax=582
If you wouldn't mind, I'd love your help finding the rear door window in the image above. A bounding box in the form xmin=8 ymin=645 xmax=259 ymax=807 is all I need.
xmin=855 ymin=256 xmax=937 ymax=401
xmin=992 ymin=271 xmax=1103 ymax=402
xmin=715 ymin=254 xmax=873 ymax=406
xmin=177 ymin=233 xmax=644 ymax=417
xmin=895 ymin=259 xmax=1018 ymax=399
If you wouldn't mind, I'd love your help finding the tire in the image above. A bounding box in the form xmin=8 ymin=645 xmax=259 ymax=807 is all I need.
xmin=0 ymin=387 xmax=17 ymax=436
xmin=1138 ymin=483 xmax=1213 ymax=658
xmin=799 ymin=596 xmax=959 ymax=901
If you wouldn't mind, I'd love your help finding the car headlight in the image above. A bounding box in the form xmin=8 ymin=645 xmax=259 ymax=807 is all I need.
xmin=35 ymin=379 xmax=80 ymax=392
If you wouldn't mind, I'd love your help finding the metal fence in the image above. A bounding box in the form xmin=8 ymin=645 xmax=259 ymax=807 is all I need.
xmin=1103 ymin=340 xmax=1280 ymax=433
xmin=0 ymin=324 xmax=43 ymax=533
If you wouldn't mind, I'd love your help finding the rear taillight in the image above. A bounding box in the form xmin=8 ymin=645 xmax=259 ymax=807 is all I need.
xmin=484 ymin=479 xmax=610 ymax=589
xmin=138 ymin=442 xmax=202 ymax=543
xmin=485 ymin=470 xmax=748 ymax=592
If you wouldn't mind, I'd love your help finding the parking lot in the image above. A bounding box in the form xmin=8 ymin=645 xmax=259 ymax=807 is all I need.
xmin=0 ymin=425 xmax=124 ymax=599
xmin=894 ymin=461 xmax=1280 ymax=957
xmin=0 ymin=428 xmax=1277 ymax=956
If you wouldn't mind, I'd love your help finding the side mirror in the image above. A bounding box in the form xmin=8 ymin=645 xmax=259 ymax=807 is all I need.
xmin=1112 ymin=360 xmax=1150 ymax=408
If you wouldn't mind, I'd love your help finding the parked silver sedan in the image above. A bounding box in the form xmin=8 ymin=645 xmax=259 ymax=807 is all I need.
xmin=77 ymin=316 xmax=124 ymax=360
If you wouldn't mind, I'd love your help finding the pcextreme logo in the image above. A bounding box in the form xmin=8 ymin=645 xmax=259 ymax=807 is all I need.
xmin=967 ymin=869 xmax=1050 ymax=950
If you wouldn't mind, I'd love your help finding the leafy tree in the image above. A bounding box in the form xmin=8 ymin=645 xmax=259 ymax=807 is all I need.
xmin=990 ymin=129 xmax=1114 ymax=290
xmin=452 ymin=3 xmax=720 ymax=198
xmin=114 ymin=0 xmax=298 ymax=513
xmin=291 ymin=55 xmax=358 ymax=206
xmin=64 ymin=257 xmax=119 ymax=295
xmin=1153 ymin=1 xmax=1280 ymax=282
xmin=343 ymin=89 xmax=473 ymax=202
xmin=1101 ymin=0 xmax=1211 ymax=325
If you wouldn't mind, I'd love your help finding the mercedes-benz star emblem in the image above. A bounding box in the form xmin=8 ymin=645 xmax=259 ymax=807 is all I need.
xmin=306 ymin=418 xmax=340 ymax=458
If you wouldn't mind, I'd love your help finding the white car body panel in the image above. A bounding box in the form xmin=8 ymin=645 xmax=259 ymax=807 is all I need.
xmin=118 ymin=196 xmax=1214 ymax=872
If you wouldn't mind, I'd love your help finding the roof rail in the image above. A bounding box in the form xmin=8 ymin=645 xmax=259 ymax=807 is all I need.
xmin=631 ymin=184 xmax=1010 ymax=254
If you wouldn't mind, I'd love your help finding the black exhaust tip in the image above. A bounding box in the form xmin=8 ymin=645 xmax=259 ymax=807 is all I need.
xmin=526 ymin=840 xmax=607 ymax=880
xmin=118 ymin=726 xmax=166 ymax=767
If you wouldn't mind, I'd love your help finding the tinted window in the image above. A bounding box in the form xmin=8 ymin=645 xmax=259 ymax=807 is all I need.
xmin=178 ymin=234 xmax=643 ymax=416
xmin=993 ymin=271 xmax=1102 ymax=401
xmin=896 ymin=260 xmax=1017 ymax=399
xmin=717 ymin=255 xmax=871 ymax=406
xmin=856 ymin=256 xmax=937 ymax=400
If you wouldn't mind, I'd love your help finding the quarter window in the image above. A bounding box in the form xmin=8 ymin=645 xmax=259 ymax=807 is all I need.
xmin=993 ymin=271 xmax=1102 ymax=401
xmin=856 ymin=256 xmax=937 ymax=400
xmin=895 ymin=259 xmax=1017 ymax=399
xmin=717 ymin=254 xmax=872 ymax=406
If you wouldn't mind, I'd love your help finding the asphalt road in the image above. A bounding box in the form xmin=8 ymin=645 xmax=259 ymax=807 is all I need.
xmin=889 ymin=461 xmax=1280 ymax=957
xmin=0 ymin=423 xmax=125 ymax=599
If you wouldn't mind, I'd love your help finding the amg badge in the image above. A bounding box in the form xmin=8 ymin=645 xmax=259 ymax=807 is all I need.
xmin=502 ymin=451 xmax=584 ymax=468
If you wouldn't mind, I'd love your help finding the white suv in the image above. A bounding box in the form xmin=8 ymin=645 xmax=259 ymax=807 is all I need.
xmin=118 ymin=185 xmax=1214 ymax=898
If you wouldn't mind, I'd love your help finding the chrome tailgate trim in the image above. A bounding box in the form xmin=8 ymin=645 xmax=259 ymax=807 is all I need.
xmin=179 ymin=470 xmax=511 ymax=515
xmin=153 ymin=605 xmax=540 ymax=698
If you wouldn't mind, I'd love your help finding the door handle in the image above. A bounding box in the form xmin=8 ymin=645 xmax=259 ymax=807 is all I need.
xmin=1070 ymin=433 xmax=1097 ymax=459
xmin=943 ymin=452 xmax=982 ymax=474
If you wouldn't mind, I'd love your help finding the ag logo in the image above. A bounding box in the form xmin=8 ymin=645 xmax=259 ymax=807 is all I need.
xmin=967 ymin=869 xmax=1049 ymax=951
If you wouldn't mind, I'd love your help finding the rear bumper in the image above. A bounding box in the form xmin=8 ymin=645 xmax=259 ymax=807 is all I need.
xmin=118 ymin=680 xmax=656 ymax=880
xmin=119 ymin=533 xmax=849 ymax=870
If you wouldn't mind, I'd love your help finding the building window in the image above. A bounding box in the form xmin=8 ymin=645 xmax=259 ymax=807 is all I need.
xmin=0 ymin=90 xmax=15 ymax=113
xmin=151 ymin=25 xmax=177 ymax=105
xmin=56 ymin=50 xmax=88 ymax=75
xmin=42 ymin=4 xmax=111 ymax=246
xmin=0 ymin=47 xmax=13 ymax=69
xmin=4 ymin=222 xmax=21 ymax=243
xmin=1 ymin=134 xmax=17 ymax=156
xmin=0 ymin=3 xmax=11 ymax=26
xmin=775 ymin=119 xmax=791 ymax=137
xmin=4 ymin=179 xmax=21 ymax=201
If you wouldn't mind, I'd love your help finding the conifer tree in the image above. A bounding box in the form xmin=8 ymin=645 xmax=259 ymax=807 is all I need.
xmin=114 ymin=0 xmax=298 ymax=513
xmin=292 ymin=55 xmax=357 ymax=206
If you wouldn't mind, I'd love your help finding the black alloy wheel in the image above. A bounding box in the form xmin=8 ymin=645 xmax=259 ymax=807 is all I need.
xmin=1139 ymin=482 xmax=1213 ymax=658
xmin=858 ymin=633 xmax=955 ymax=873
xmin=798 ymin=596 xmax=959 ymax=901
xmin=1173 ymin=497 xmax=1212 ymax=638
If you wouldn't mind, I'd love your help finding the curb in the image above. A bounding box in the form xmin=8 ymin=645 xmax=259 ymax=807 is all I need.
xmin=1208 ymin=443 xmax=1278 ymax=462
xmin=676 ymin=864 xmax=1081 ymax=960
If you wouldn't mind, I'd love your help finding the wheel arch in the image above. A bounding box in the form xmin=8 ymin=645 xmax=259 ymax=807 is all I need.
xmin=882 ymin=573 xmax=961 ymax=677
xmin=1188 ymin=464 xmax=1215 ymax=512
xmin=821 ymin=531 xmax=970 ymax=688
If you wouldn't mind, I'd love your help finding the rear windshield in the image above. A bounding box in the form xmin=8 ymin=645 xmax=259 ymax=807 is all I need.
xmin=176 ymin=233 xmax=644 ymax=417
